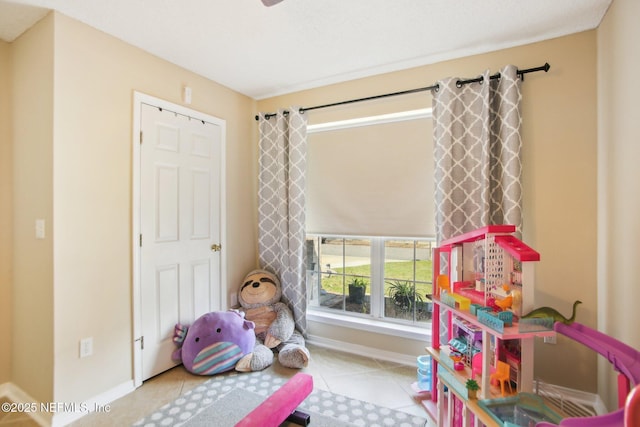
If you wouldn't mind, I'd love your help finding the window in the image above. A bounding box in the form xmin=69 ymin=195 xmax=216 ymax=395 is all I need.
xmin=306 ymin=235 xmax=434 ymax=326
xmin=305 ymin=109 xmax=435 ymax=330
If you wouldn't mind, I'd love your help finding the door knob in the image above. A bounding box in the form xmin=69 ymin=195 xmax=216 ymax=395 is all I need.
xmin=211 ymin=244 xmax=222 ymax=252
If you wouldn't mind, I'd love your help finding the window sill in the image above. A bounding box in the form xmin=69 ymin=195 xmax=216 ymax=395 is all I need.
xmin=307 ymin=309 xmax=431 ymax=342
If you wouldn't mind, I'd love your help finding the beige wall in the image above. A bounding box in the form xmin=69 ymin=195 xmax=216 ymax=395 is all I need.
xmin=7 ymin=11 xmax=258 ymax=409
xmin=11 ymin=13 xmax=56 ymax=406
xmin=0 ymin=40 xmax=12 ymax=385
xmin=51 ymin=12 xmax=258 ymax=404
xmin=597 ymin=0 xmax=640 ymax=410
xmin=259 ymin=31 xmax=599 ymax=393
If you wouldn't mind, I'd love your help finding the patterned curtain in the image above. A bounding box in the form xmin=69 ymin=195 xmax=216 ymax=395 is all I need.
xmin=257 ymin=108 xmax=308 ymax=335
xmin=432 ymin=65 xmax=523 ymax=244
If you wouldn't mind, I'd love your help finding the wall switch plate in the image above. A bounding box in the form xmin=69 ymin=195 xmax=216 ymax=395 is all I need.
xmin=80 ymin=337 xmax=93 ymax=358
xmin=544 ymin=335 xmax=557 ymax=344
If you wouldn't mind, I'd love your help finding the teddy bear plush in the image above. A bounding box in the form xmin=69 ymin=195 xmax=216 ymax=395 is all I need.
xmin=172 ymin=310 xmax=272 ymax=375
xmin=235 ymin=269 xmax=310 ymax=371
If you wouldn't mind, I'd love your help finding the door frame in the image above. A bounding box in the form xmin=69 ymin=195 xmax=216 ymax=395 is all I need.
xmin=132 ymin=91 xmax=227 ymax=387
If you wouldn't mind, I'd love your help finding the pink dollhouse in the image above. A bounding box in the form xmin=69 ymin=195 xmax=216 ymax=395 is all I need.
xmin=424 ymin=225 xmax=555 ymax=426
xmin=418 ymin=225 xmax=640 ymax=426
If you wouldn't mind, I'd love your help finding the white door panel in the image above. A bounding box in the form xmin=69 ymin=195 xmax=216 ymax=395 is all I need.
xmin=139 ymin=102 xmax=223 ymax=380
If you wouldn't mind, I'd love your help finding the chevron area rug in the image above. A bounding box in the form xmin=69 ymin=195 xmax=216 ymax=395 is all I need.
xmin=133 ymin=369 xmax=427 ymax=427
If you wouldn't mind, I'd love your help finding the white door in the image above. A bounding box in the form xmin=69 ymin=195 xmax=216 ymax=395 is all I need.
xmin=138 ymin=101 xmax=224 ymax=380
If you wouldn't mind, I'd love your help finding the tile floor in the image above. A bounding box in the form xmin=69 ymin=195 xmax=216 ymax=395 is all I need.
xmin=1 ymin=344 xmax=430 ymax=426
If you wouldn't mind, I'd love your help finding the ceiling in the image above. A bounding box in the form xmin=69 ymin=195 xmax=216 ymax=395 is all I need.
xmin=0 ymin=0 xmax=611 ymax=99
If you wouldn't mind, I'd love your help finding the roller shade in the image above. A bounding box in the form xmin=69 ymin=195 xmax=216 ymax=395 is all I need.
xmin=306 ymin=114 xmax=434 ymax=237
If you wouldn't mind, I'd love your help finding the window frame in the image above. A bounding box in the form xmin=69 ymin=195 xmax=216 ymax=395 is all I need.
xmin=306 ymin=234 xmax=435 ymax=335
xmin=304 ymin=109 xmax=435 ymax=340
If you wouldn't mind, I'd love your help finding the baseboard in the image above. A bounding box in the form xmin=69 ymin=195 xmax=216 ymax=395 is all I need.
xmin=0 ymin=382 xmax=50 ymax=426
xmin=0 ymin=381 xmax=12 ymax=398
xmin=51 ymin=380 xmax=136 ymax=427
xmin=306 ymin=334 xmax=417 ymax=366
xmin=0 ymin=380 xmax=136 ymax=427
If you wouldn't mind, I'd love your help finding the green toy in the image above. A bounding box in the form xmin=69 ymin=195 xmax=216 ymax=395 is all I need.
xmin=521 ymin=300 xmax=582 ymax=325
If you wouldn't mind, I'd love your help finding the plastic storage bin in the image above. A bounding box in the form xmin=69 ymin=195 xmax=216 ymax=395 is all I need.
xmin=417 ymin=355 xmax=432 ymax=391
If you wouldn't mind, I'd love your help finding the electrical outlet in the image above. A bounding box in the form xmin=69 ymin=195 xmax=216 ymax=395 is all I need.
xmin=544 ymin=335 xmax=556 ymax=344
xmin=35 ymin=219 xmax=46 ymax=239
xmin=230 ymin=293 xmax=238 ymax=308
xmin=80 ymin=337 xmax=93 ymax=358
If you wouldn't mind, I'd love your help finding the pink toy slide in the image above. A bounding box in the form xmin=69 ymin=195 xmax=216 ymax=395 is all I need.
xmin=235 ymin=373 xmax=313 ymax=427
xmin=536 ymin=322 xmax=640 ymax=427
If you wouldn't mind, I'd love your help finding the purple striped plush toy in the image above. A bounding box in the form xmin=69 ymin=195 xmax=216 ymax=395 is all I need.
xmin=172 ymin=310 xmax=257 ymax=375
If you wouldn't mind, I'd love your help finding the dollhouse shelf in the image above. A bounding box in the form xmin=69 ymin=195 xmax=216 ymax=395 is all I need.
xmin=432 ymin=297 xmax=555 ymax=340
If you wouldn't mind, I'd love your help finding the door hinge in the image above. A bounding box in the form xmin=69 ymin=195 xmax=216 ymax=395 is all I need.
xmin=135 ymin=336 xmax=144 ymax=350
xmin=139 ymin=234 xmax=142 ymax=247
xmin=140 ymin=130 xmax=143 ymax=144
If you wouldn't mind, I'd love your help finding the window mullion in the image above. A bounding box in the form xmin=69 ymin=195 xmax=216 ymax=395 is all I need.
xmin=370 ymin=237 xmax=385 ymax=318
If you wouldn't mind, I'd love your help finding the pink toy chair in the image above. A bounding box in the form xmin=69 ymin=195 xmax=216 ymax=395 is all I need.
xmin=471 ymin=353 xmax=483 ymax=380
xmin=490 ymin=361 xmax=513 ymax=396
xmin=471 ymin=353 xmax=496 ymax=380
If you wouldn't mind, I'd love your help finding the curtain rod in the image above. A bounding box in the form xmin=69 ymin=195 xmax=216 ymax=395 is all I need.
xmin=255 ymin=62 xmax=550 ymax=121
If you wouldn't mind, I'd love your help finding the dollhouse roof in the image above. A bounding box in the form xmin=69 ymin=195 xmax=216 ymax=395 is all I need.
xmin=440 ymin=225 xmax=540 ymax=262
